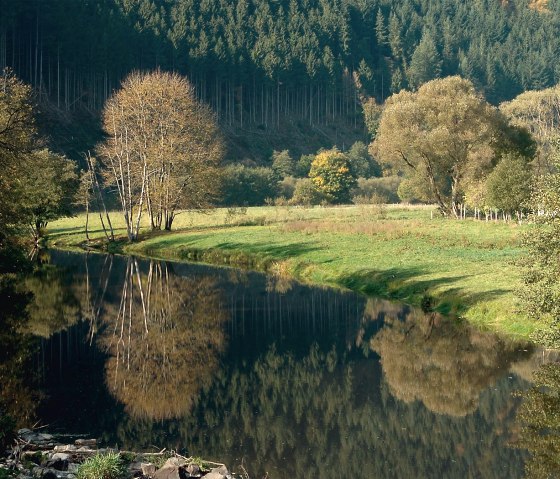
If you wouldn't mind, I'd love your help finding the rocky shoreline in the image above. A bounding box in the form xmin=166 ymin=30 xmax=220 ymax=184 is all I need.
xmin=1 ymin=429 xmax=237 ymax=479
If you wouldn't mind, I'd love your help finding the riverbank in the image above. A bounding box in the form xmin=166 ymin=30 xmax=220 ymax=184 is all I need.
xmin=47 ymin=204 xmax=533 ymax=339
xmin=2 ymin=429 xmax=235 ymax=479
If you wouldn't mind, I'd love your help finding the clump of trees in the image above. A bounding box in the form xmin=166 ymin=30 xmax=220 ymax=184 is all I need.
xmin=0 ymin=69 xmax=77 ymax=255
xmin=97 ymin=70 xmax=223 ymax=240
xmin=372 ymin=76 xmax=534 ymax=218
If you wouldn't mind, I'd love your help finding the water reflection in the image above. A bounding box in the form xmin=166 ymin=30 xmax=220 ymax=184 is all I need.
xmin=11 ymin=251 xmax=559 ymax=478
xmin=513 ymin=363 xmax=560 ymax=479
xmin=371 ymin=311 xmax=532 ymax=416
xmin=101 ymin=258 xmax=228 ymax=420
xmin=0 ymin=276 xmax=39 ymax=431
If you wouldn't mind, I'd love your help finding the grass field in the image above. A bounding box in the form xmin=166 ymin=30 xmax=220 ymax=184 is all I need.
xmin=47 ymin=204 xmax=534 ymax=339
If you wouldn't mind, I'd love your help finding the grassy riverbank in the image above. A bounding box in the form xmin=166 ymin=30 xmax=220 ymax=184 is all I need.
xmin=47 ymin=204 xmax=533 ymax=338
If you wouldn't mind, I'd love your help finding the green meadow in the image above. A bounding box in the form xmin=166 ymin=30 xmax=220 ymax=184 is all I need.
xmin=47 ymin=204 xmax=533 ymax=339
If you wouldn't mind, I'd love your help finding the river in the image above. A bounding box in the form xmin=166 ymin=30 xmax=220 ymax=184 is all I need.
xmin=2 ymin=249 xmax=557 ymax=478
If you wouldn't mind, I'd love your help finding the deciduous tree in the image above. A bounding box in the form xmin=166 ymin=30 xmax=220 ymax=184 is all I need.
xmin=309 ymin=148 xmax=356 ymax=204
xmin=373 ymin=76 xmax=510 ymax=217
xmin=98 ymin=70 xmax=223 ymax=240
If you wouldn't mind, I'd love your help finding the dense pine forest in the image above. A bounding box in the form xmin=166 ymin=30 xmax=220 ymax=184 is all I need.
xmin=1 ymin=0 xmax=560 ymax=159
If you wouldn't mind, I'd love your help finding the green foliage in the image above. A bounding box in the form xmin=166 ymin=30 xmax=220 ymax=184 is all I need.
xmin=485 ymin=153 xmax=532 ymax=213
xmin=519 ymin=147 xmax=560 ymax=347
xmin=0 ymin=69 xmax=35 ymax=243
xmin=22 ymin=149 xmax=78 ymax=239
xmin=309 ymin=149 xmax=356 ymax=204
xmin=271 ymin=150 xmax=295 ymax=178
xmin=347 ymin=141 xmax=380 ymax=178
xmin=374 ymin=76 xmax=513 ymax=216
xmin=221 ymin=165 xmax=278 ymax=206
xmin=294 ymin=154 xmax=314 ymax=178
xmin=76 ymin=453 xmax=125 ymax=479
xmin=351 ymin=176 xmax=401 ymax=204
xmin=407 ymin=32 xmax=442 ymax=90
xmin=362 ymin=98 xmax=383 ymax=140
xmin=514 ymin=364 xmax=560 ymax=479
xmin=290 ymin=178 xmax=325 ymax=206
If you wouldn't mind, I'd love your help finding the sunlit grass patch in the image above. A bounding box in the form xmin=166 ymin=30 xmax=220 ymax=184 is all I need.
xmin=49 ymin=204 xmax=532 ymax=339
xmin=76 ymin=453 xmax=125 ymax=479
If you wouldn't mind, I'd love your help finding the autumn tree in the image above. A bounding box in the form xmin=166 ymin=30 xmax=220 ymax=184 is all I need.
xmin=373 ymin=76 xmax=511 ymax=217
xmin=309 ymin=148 xmax=356 ymax=204
xmin=500 ymin=85 xmax=560 ymax=174
xmin=98 ymin=70 xmax=223 ymax=240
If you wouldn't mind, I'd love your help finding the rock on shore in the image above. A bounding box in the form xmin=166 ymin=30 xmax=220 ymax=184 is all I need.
xmin=1 ymin=429 xmax=235 ymax=479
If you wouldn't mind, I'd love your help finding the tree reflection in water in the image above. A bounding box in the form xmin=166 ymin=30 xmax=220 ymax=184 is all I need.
xmin=370 ymin=309 xmax=533 ymax=416
xmin=100 ymin=258 xmax=228 ymax=420
xmin=21 ymin=252 xmax=553 ymax=478
xmin=513 ymin=363 xmax=560 ymax=479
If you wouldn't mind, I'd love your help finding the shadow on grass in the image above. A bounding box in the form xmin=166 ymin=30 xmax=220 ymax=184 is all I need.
xmin=336 ymin=268 xmax=511 ymax=315
xmin=133 ymin=234 xmax=323 ymax=272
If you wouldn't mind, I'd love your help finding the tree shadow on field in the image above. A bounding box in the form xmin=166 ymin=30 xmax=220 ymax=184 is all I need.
xmin=336 ymin=267 xmax=510 ymax=315
xmin=210 ymin=241 xmax=322 ymax=260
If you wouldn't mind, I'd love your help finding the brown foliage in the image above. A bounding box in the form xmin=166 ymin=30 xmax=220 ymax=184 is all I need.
xmin=98 ymin=70 xmax=223 ymax=239
xmin=101 ymin=260 xmax=228 ymax=420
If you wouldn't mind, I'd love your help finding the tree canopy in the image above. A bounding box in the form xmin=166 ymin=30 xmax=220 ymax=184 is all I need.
xmin=373 ymin=76 xmax=525 ymax=217
xmin=98 ymin=70 xmax=223 ymax=239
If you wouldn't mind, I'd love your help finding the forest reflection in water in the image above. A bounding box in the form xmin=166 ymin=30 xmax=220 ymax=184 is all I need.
xmin=5 ymin=250 xmax=560 ymax=479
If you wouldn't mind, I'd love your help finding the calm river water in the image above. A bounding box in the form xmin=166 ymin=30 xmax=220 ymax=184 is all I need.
xmin=4 ymin=250 xmax=557 ymax=478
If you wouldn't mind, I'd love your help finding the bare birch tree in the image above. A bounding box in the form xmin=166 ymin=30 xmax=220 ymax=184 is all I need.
xmin=98 ymin=70 xmax=223 ymax=240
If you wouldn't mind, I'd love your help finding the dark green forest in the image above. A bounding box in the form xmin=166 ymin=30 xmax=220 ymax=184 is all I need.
xmin=2 ymin=0 xmax=560 ymax=159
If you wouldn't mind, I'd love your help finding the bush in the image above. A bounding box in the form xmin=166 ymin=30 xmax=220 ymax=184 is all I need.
xmin=221 ymin=164 xmax=278 ymax=206
xmin=290 ymin=179 xmax=325 ymax=206
xmin=351 ymin=176 xmax=402 ymax=204
xmin=278 ymin=176 xmax=297 ymax=200
xmin=309 ymin=149 xmax=356 ymax=204
xmin=76 ymin=453 xmax=125 ymax=479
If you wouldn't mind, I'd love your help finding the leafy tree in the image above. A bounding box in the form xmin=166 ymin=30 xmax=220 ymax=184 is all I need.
xmin=0 ymin=69 xmax=35 ymax=244
xmin=290 ymin=178 xmax=325 ymax=206
xmin=22 ymin=149 xmax=77 ymax=242
xmin=362 ymin=98 xmax=383 ymax=141
xmin=485 ymin=153 xmax=532 ymax=215
xmin=221 ymin=164 xmax=278 ymax=206
xmin=271 ymin=149 xmax=295 ymax=178
xmin=347 ymin=141 xmax=380 ymax=178
xmin=295 ymin=154 xmax=314 ymax=178
xmin=309 ymin=148 xmax=356 ymax=204
xmin=98 ymin=70 xmax=223 ymax=238
xmin=373 ymin=76 xmax=511 ymax=217
xmin=0 ymin=69 xmax=77 ymax=247
xmin=500 ymin=85 xmax=560 ymax=174
xmin=519 ymin=145 xmax=560 ymax=347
